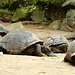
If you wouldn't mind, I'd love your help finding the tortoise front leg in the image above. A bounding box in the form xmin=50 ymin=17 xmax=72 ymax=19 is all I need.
xmin=64 ymin=57 xmax=69 ymax=62
xmin=35 ymin=44 xmax=46 ymax=56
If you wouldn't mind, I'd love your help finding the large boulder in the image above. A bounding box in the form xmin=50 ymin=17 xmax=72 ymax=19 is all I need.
xmin=48 ymin=20 xmax=60 ymax=30
xmin=6 ymin=22 xmax=26 ymax=32
xmin=45 ymin=4 xmax=66 ymax=21
xmin=60 ymin=9 xmax=75 ymax=32
xmin=30 ymin=5 xmax=44 ymax=22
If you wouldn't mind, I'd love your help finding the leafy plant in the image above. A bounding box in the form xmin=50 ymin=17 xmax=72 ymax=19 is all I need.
xmin=46 ymin=53 xmax=57 ymax=57
xmin=11 ymin=5 xmax=36 ymax=22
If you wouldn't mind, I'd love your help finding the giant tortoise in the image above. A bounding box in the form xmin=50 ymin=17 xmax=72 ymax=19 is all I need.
xmin=44 ymin=35 xmax=69 ymax=53
xmin=0 ymin=24 xmax=9 ymax=37
xmin=0 ymin=30 xmax=51 ymax=56
xmin=64 ymin=40 xmax=75 ymax=63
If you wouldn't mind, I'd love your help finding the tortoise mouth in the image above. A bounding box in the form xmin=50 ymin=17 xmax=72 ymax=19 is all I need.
xmin=71 ymin=56 xmax=75 ymax=61
xmin=71 ymin=53 xmax=75 ymax=61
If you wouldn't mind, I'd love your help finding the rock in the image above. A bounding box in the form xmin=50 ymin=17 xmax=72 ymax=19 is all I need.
xmin=6 ymin=22 xmax=26 ymax=32
xmin=37 ymin=26 xmax=43 ymax=29
xmin=60 ymin=9 xmax=75 ymax=32
xmin=45 ymin=5 xmax=66 ymax=21
xmin=49 ymin=0 xmax=66 ymax=6
xmin=62 ymin=0 xmax=75 ymax=7
xmin=30 ymin=6 xmax=44 ymax=22
xmin=66 ymin=9 xmax=75 ymax=18
xmin=64 ymin=32 xmax=75 ymax=40
xmin=60 ymin=18 xmax=74 ymax=32
xmin=49 ymin=20 xmax=60 ymax=30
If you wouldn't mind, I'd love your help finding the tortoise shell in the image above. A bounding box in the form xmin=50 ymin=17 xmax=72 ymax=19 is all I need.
xmin=44 ymin=35 xmax=69 ymax=46
xmin=0 ymin=30 xmax=43 ymax=54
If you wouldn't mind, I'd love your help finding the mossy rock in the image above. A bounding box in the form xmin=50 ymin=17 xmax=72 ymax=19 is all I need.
xmin=11 ymin=5 xmax=36 ymax=22
xmin=49 ymin=20 xmax=61 ymax=30
xmin=66 ymin=9 xmax=75 ymax=18
xmin=45 ymin=5 xmax=66 ymax=21
xmin=30 ymin=5 xmax=44 ymax=22
xmin=60 ymin=9 xmax=75 ymax=32
xmin=0 ymin=9 xmax=11 ymax=22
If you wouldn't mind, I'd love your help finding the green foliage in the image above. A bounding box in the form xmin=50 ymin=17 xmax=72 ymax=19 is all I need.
xmin=26 ymin=0 xmax=38 ymax=4
xmin=0 ymin=0 xmax=69 ymax=22
xmin=0 ymin=0 xmax=9 ymax=8
xmin=0 ymin=9 xmax=11 ymax=14
xmin=0 ymin=9 xmax=11 ymax=21
xmin=11 ymin=5 xmax=36 ymax=22
xmin=46 ymin=53 xmax=57 ymax=57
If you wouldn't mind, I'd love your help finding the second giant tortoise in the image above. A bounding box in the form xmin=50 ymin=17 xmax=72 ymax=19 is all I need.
xmin=44 ymin=35 xmax=69 ymax=53
xmin=0 ymin=30 xmax=51 ymax=56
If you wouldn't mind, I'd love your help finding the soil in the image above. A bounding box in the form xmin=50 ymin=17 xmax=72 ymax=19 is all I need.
xmin=0 ymin=22 xmax=75 ymax=75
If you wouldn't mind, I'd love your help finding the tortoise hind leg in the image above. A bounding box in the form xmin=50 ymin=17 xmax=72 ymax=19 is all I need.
xmin=35 ymin=44 xmax=46 ymax=56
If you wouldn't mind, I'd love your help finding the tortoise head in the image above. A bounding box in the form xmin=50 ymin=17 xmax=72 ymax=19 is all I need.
xmin=0 ymin=24 xmax=9 ymax=37
xmin=41 ymin=45 xmax=52 ymax=54
xmin=71 ymin=53 xmax=75 ymax=62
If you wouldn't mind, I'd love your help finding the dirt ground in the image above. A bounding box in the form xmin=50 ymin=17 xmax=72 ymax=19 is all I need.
xmin=0 ymin=23 xmax=75 ymax=75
